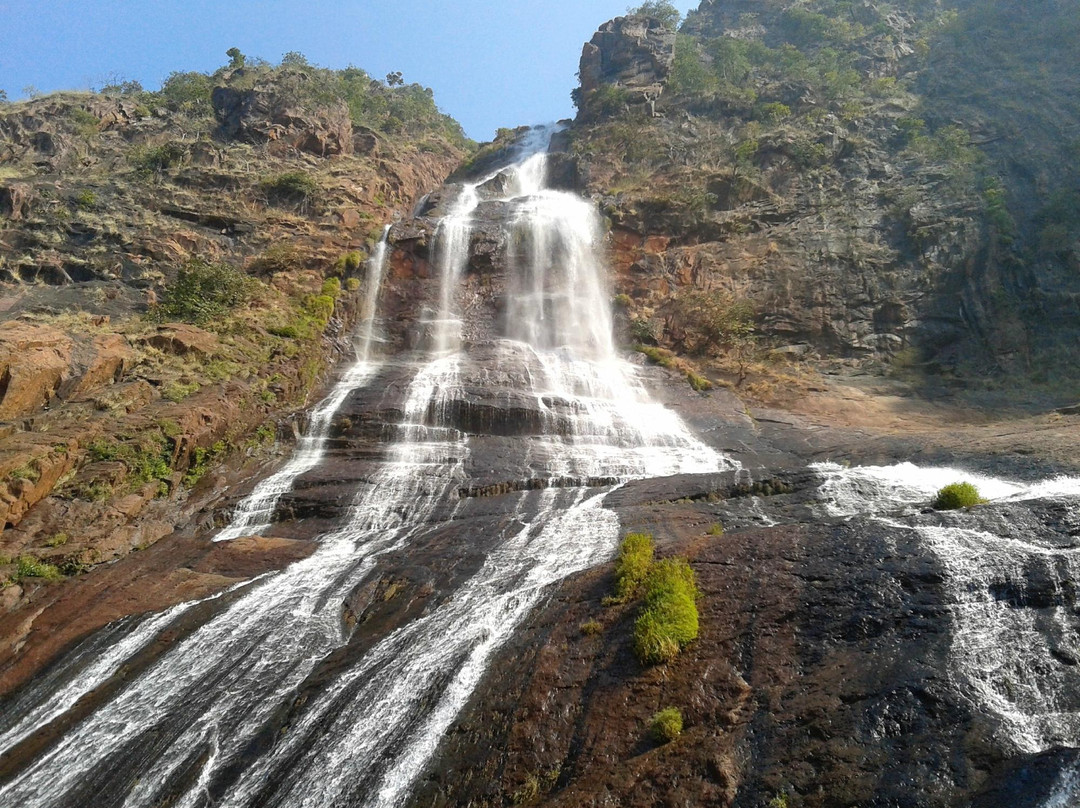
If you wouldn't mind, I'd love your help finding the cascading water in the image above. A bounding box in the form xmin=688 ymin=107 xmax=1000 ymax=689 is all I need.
xmin=0 ymin=128 xmax=732 ymax=807
xmin=214 ymin=228 xmax=390 ymax=542
xmin=814 ymin=460 xmax=1080 ymax=798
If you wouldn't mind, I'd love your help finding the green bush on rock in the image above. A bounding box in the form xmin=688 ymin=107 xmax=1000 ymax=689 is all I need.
xmin=932 ymin=481 xmax=987 ymax=510
xmin=614 ymin=532 xmax=654 ymax=600
xmin=650 ymin=707 xmax=684 ymax=743
xmin=155 ymin=260 xmax=258 ymax=325
xmin=633 ymin=558 xmax=699 ymax=664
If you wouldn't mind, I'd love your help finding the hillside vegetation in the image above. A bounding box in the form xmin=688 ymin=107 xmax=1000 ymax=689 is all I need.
xmin=571 ymin=0 xmax=1080 ymax=396
xmin=0 ymin=51 xmax=470 ymax=600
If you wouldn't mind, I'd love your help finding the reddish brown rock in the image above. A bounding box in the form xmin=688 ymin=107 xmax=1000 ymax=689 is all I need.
xmin=139 ymin=324 xmax=219 ymax=358
xmin=0 ymin=322 xmax=73 ymax=420
xmin=63 ymin=334 xmax=133 ymax=399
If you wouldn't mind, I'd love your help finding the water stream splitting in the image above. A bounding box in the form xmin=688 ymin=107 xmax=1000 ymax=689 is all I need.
xmin=0 ymin=128 xmax=732 ymax=807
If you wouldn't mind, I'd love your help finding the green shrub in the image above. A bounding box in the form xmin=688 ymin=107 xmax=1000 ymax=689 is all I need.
xmin=768 ymin=792 xmax=790 ymax=808
xmin=633 ymin=558 xmax=699 ymax=665
xmin=68 ymin=108 xmax=100 ymax=137
xmin=932 ymin=481 xmax=987 ymax=510
xmin=707 ymin=522 xmax=724 ymax=536
xmin=627 ymin=1 xmax=681 ymax=28
xmin=8 ymin=463 xmax=40 ymax=483
xmin=650 ymin=707 xmax=684 ymax=743
xmin=183 ymin=440 xmax=226 ymax=487
xmin=251 ymin=243 xmax=304 ymax=275
xmin=581 ymin=84 xmax=632 ymax=117
xmin=614 ymin=532 xmax=654 ymax=599
xmin=88 ymin=437 xmax=172 ymax=487
xmin=268 ymin=323 xmax=303 ymax=339
xmin=45 ymin=532 xmax=69 ymax=548
xmin=304 ymin=293 xmax=335 ymax=326
xmin=321 ymin=277 xmax=342 ymax=298
xmin=130 ymin=142 xmax=189 ymax=174
xmin=74 ymin=189 xmax=97 ymax=209
xmin=13 ymin=556 xmax=63 ymax=582
xmin=155 ymin=260 xmax=258 ymax=325
xmin=668 ymin=34 xmax=719 ymax=97
xmin=345 ymin=277 xmax=361 ymax=292
xmin=260 ymin=171 xmax=319 ymax=207
xmin=686 ymin=371 xmax=712 ymax=391
xmin=156 ymin=71 xmax=214 ymax=115
xmin=333 ymin=251 xmax=364 ymax=275
xmin=161 ymin=381 xmax=200 ymax=402
xmin=580 ymin=619 xmax=603 ymax=636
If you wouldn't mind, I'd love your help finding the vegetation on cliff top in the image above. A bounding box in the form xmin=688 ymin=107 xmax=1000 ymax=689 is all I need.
xmin=119 ymin=48 xmax=472 ymax=149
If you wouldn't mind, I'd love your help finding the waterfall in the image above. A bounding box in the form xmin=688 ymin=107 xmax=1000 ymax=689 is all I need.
xmin=214 ymin=229 xmax=390 ymax=543
xmin=0 ymin=127 xmax=731 ymax=808
xmin=814 ymin=461 xmax=1080 ymax=775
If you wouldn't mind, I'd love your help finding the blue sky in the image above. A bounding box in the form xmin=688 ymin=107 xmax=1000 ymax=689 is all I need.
xmin=0 ymin=1 xmax=698 ymax=141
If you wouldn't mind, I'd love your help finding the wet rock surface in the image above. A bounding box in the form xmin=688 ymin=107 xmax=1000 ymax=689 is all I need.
xmin=410 ymin=472 xmax=1080 ymax=808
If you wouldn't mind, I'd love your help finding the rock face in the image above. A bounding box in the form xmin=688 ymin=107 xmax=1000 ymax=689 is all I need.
xmin=409 ymin=477 xmax=1080 ymax=808
xmin=0 ymin=323 xmax=72 ymax=420
xmin=578 ymin=15 xmax=675 ymax=115
xmin=212 ymin=71 xmax=354 ymax=157
xmin=570 ymin=1 xmax=1080 ymax=380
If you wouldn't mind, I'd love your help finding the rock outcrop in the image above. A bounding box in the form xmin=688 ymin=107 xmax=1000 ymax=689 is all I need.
xmin=212 ymin=71 xmax=355 ymax=157
xmin=569 ymin=1 xmax=1080 ymax=382
xmin=578 ymin=15 xmax=676 ymax=116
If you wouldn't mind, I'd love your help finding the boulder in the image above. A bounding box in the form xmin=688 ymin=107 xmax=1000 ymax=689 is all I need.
xmin=139 ymin=324 xmax=219 ymax=358
xmin=0 ymin=322 xmax=73 ymax=420
xmin=64 ymin=334 xmax=134 ymax=399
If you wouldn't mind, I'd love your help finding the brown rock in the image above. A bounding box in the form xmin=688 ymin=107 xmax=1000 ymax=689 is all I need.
xmin=212 ymin=75 xmax=354 ymax=158
xmin=0 ymin=322 xmax=73 ymax=420
xmin=139 ymin=324 xmax=219 ymax=358
xmin=0 ymin=183 xmax=34 ymax=220
xmin=578 ymin=15 xmax=675 ymax=114
xmin=62 ymin=334 xmax=133 ymax=399
xmin=0 ymin=441 xmax=77 ymax=532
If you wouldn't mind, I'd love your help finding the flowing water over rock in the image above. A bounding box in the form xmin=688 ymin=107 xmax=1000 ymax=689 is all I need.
xmin=215 ymin=230 xmax=391 ymax=543
xmin=815 ymin=461 xmax=1080 ymax=801
xmin=0 ymin=129 xmax=732 ymax=807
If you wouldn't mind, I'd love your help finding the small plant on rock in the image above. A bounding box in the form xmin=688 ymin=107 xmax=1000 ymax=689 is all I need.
xmin=633 ymin=558 xmax=699 ymax=664
xmin=260 ymin=171 xmax=319 ymax=208
xmin=650 ymin=706 xmax=684 ymax=743
xmin=932 ymin=481 xmax=987 ymax=510
xmin=154 ymin=260 xmax=258 ymax=325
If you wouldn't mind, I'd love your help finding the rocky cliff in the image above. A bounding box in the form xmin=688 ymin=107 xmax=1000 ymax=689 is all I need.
xmin=0 ymin=59 xmax=469 ymax=620
xmin=0 ymin=7 xmax=1079 ymax=808
xmin=566 ymin=1 xmax=1080 ymax=390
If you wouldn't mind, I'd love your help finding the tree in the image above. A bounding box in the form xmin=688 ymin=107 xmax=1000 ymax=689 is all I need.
xmin=385 ymin=71 xmax=404 ymax=87
xmin=226 ymin=47 xmax=246 ymax=70
xmin=627 ymin=1 xmax=681 ymax=28
xmin=0 ymin=89 xmax=8 ymax=104
xmin=672 ymin=289 xmax=756 ymax=383
xmin=281 ymin=51 xmax=310 ymax=67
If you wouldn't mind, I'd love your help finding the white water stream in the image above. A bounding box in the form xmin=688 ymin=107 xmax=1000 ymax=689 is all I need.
xmin=214 ymin=229 xmax=390 ymax=542
xmin=815 ymin=460 xmax=1080 ymax=785
xmin=0 ymin=129 xmax=731 ymax=807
